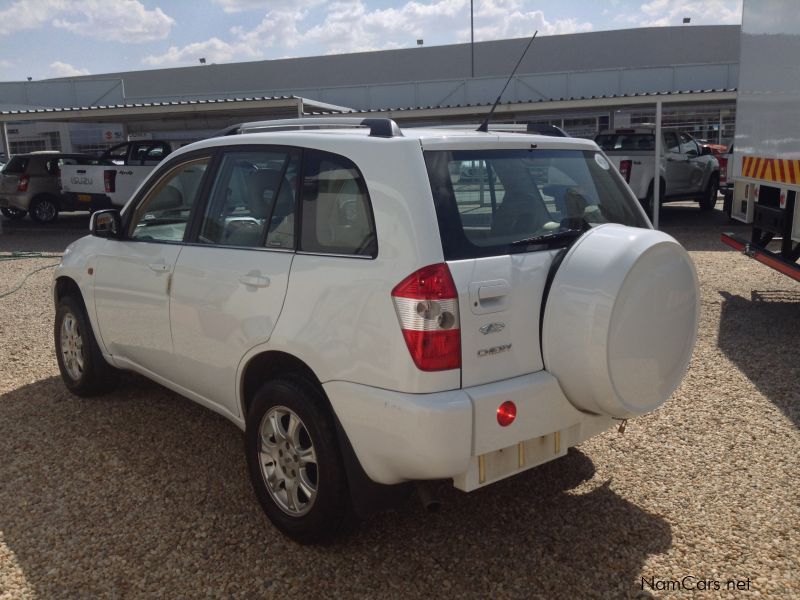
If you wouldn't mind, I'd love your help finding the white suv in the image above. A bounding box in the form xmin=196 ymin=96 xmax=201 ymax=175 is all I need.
xmin=53 ymin=118 xmax=699 ymax=543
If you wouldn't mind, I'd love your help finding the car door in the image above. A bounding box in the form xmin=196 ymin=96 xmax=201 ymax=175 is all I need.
xmin=93 ymin=154 xmax=211 ymax=374
xmin=663 ymin=131 xmax=689 ymax=195
xmin=679 ymin=132 xmax=707 ymax=193
xmin=168 ymin=148 xmax=298 ymax=416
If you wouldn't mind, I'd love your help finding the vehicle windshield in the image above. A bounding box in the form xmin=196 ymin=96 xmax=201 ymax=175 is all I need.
xmin=424 ymin=148 xmax=647 ymax=260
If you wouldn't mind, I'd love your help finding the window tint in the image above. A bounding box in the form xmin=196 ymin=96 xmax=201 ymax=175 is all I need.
xmin=4 ymin=156 xmax=29 ymax=174
xmin=425 ymin=149 xmax=647 ymax=260
xmin=595 ymin=133 xmax=654 ymax=151
xmin=299 ymin=150 xmax=376 ymax=257
xmin=129 ymin=157 xmax=209 ymax=243
xmin=198 ymin=150 xmax=298 ymax=249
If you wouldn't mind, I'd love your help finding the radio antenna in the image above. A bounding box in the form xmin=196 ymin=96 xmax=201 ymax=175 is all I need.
xmin=477 ymin=30 xmax=538 ymax=133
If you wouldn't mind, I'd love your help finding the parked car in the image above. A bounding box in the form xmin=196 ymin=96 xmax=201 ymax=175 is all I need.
xmin=0 ymin=152 xmax=112 ymax=223
xmin=59 ymin=140 xmax=173 ymax=210
xmin=53 ymin=117 xmax=699 ymax=543
xmin=595 ymin=127 xmax=720 ymax=216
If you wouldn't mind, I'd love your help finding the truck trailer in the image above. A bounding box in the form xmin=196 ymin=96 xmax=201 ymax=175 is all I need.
xmin=722 ymin=0 xmax=800 ymax=281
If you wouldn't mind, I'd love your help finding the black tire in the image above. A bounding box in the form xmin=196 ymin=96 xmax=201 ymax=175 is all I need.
xmin=1 ymin=207 xmax=27 ymax=220
xmin=722 ymin=189 xmax=733 ymax=217
xmin=29 ymin=195 xmax=59 ymax=223
xmin=699 ymin=175 xmax=719 ymax=211
xmin=55 ymin=295 xmax=117 ymax=396
xmin=245 ymin=377 xmax=350 ymax=544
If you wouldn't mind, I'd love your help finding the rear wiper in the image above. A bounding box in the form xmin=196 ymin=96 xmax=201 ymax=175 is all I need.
xmin=509 ymin=228 xmax=585 ymax=247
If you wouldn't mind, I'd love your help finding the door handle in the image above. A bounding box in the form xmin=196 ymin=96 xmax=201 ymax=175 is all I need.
xmin=148 ymin=262 xmax=170 ymax=272
xmin=239 ymin=275 xmax=270 ymax=288
xmin=478 ymin=283 xmax=510 ymax=300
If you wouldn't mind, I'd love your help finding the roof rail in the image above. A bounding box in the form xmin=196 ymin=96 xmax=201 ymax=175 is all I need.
xmin=219 ymin=117 xmax=403 ymax=139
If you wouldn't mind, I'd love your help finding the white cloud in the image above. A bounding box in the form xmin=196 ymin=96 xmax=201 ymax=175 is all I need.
xmin=620 ymin=0 xmax=742 ymax=26
xmin=214 ymin=0 xmax=323 ymax=13
xmin=48 ymin=61 xmax=90 ymax=77
xmin=0 ymin=0 xmax=173 ymax=42
xmin=142 ymin=37 xmax=260 ymax=66
xmin=143 ymin=0 xmax=594 ymax=67
xmin=0 ymin=0 xmax=68 ymax=35
xmin=53 ymin=0 xmax=174 ymax=43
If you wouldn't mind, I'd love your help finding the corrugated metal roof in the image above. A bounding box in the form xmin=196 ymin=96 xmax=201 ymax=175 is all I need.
xmin=0 ymin=95 xmax=303 ymax=116
xmin=332 ymin=88 xmax=738 ymax=114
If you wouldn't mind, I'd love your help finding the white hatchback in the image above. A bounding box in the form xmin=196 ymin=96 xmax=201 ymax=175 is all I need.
xmin=53 ymin=118 xmax=699 ymax=543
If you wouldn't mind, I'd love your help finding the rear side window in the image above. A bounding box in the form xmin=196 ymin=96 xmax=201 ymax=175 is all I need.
xmin=299 ymin=150 xmax=377 ymax=257
xmin=4 ymin=156 xmax=29 ymax=174
xmin=425 ymin=149 xmax=647 ymax=260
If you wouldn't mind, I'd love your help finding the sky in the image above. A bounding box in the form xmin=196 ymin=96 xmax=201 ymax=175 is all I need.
xmin=0 ymin=0 xmax=743 ymax=82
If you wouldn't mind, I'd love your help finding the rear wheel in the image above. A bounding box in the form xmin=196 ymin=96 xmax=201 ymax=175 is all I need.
xmin=55 ymin=295 xmax=117 ymax=396
xmin=1 ymin=207 xmax=27 ymax=220
xmin=245 ymin=378 xmax=350 ymax=544
xmin=30 ymin=195 xmax=59 ymax=223
xmin=699 ymin=175 xmax=719 ymax=211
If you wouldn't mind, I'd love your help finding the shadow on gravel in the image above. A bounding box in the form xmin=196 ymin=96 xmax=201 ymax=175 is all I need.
xmin=0 ymin=213 xmax=89 ymax=253
xmin=0 ymin=374 xmax=672 ymax=598
xmin=717 ymin=289 xmax=800 ymax=427
xmin=658 ymin=203 xmax=750 ymax=252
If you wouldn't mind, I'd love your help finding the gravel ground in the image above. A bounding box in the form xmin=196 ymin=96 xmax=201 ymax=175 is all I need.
xmin=0 ymin=206 xmax=797 ymax=599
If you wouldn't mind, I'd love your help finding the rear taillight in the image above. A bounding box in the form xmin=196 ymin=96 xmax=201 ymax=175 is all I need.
xmin=17 ymin=175 xmax=29 ymax=192
xmin=618 ymin=160 xmax=632 ymax=183
xmin=391 ymin=263 xmax=461 ymax=371
xmin=104 ymin=170 xmax=116 ymax=193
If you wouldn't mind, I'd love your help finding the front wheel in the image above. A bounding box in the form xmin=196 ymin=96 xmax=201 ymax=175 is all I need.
xmin=1 ymin=207 xmax=27 ymax=220
xmin=55 ymin=295 xmax=117 ymax=396
xmin=245 ymin=378 xmax=350 ymax=544
xmin=699 ymin=175 xmax=719 ymax=211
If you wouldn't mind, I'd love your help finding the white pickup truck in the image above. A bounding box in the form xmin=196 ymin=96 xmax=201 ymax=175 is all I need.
xmin=60 ymin=140 xmax=172 ymax=209
xmin=595 ymin=127 xmax=720 ymax=216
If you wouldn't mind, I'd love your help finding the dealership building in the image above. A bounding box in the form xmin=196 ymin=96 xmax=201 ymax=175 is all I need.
xmin=0 ymin=24 xmax=739 ymax=156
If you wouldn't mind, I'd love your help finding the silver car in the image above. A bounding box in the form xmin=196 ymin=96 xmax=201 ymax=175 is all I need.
xmin=0 ymin=152 xmax=110 ymax=223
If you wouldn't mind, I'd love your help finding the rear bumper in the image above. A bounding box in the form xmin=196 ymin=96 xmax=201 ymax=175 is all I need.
xmin=0 ymin=193 xmax=30 ymax=210
xmin=324 ymin=371 xmax=613 ymax=491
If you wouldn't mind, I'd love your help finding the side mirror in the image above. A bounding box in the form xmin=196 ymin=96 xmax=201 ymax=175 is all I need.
xmin=90 ymin=209 xmax=122 ymax=238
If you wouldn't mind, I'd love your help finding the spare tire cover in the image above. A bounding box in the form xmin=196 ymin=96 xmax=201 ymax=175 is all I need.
xmin=542 ymin=224 xmax=699 ymax=418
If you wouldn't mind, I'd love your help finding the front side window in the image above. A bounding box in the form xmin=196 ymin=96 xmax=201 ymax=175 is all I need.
xmin=299 ymin=150 xmax=377 ymax=257
xmin=198 ymin=150 xmax=298 ymax=249
xmin=679 ymin=133 xmax=699 ymax=156
xmin=425 ymin=149 xmax=648 ymax=260
xmin=129 ymin=157 xmax=209 ymax=243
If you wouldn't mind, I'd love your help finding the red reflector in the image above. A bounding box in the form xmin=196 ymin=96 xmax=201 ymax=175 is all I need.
xmin=401 ymin=329 xmax=461 ymax=371
xmin=496 ymin=401 xmax=516 ymax=427
xmin=17 ymin=175 xmax=29 ymax=192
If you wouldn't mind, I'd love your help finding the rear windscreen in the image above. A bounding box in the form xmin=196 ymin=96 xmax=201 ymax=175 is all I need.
xmin=595 ymin=133 xmax=655 ymax=151
xmin=424 ymin=149 xmax=648 ymax=260
xmin=4 ymin=156 xmax=29 ymax=174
